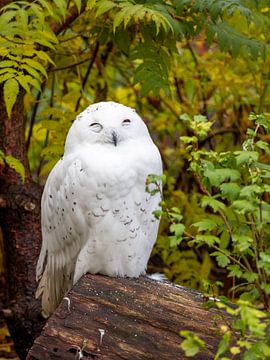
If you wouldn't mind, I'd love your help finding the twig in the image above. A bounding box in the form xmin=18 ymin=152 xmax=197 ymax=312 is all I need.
xmin=37 ymin=71 xmax=55 ymax=179
xmin=75 ymin=41 xmax=99 ymax=112
xmin=211 ymin=244 xmax=250 ymax=273
xmin=193 ymin=172 xmax=234 ymax=240
xmin=26 ymin=88 xmax=43 ymax=152
xmin=186 ymin=41 xmax=208 ymax=115
xmin=52 ymin=56 xmax=95 ymax=72
xmin=200 ymin=127 xmax=239 ymax=146
xmin=173 ymin=75 xmax=183 ymax=103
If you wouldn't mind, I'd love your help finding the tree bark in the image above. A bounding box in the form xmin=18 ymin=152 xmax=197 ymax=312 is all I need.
xmin=27 ymin=275 xmax=226 ymax=360
xmin=0 ymin=90 xmax=45 ymax=358
xmin=0 ymin=4 xmax=90 ymax=357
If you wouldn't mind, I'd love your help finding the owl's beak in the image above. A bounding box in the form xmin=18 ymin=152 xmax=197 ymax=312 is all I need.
xmin=111 ymin=130 xmax=118 ymax=146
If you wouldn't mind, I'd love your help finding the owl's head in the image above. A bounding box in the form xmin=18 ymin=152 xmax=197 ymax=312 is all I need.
xmin=64 ymin=101 xmax=152 ymax=153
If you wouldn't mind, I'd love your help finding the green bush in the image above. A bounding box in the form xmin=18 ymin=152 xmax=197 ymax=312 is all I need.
xmin=155 ymin=113 xmax=270 ymax=358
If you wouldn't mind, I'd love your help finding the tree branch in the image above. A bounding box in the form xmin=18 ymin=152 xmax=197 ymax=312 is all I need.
xmin=26 ymin=87 xmax=44 ymax=152
xmin=75 ymin=41 xmax=100 ymax=112
xmin=52 ymin=56 xmax=93 ymax=72
xmin=199 ymin=127 xmax=239 ymax=146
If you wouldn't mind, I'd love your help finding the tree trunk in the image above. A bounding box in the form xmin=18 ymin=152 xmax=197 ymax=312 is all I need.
xmin=27 ymin=275 xmax=226 ymax=360
xmin=0 ymin=89 xmax=45 ymax=358
xmin=0 ymin=4 xmax=91 ymax=357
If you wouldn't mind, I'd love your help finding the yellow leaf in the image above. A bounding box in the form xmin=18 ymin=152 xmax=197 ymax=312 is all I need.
xmin=5 ymin=155 xmax=25 ymax=182
xmin=3 ymin=78 xmax=19 ymax=119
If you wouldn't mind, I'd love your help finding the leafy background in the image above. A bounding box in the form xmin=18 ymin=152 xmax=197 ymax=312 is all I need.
xmin=0 ymin=0 xmax=270 ymax=358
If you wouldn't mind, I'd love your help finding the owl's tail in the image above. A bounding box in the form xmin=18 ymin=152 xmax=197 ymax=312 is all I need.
xmin=35 ymin=266 xmax=58 ymax=317
xmin=36 ymin=261 xmax=75 ymax=317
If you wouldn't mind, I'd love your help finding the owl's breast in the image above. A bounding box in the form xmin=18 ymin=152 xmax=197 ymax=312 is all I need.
xmin=70 ymin=141 xmax=160 ymax=199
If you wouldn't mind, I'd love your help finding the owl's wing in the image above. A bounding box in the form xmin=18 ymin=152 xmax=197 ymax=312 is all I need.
xmin=36 ymin=157 xmax=89 ymax=316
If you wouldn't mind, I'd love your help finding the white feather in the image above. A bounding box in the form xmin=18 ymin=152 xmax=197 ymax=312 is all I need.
xmin=36 ymin=101 xmax=162 ymax=316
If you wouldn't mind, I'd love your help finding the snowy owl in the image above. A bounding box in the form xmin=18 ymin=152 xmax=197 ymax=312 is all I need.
xmin=36 ymin=101 xmax=162 ymax=316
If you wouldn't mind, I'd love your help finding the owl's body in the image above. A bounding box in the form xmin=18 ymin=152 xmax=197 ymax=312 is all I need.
xmin=36 ymin=102 xmax=162 ymax=316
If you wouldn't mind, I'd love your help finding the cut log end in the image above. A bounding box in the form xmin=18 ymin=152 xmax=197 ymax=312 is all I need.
xmin=27 ymin=274 xmax=224 ymax=359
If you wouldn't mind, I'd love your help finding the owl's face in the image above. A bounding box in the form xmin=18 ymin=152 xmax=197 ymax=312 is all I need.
xmin=65 ymin=102 xmax=151 ymax=152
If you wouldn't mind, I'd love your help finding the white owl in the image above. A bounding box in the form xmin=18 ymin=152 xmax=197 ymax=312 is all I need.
xmin=36 ymin=101 xmax=162 ymax=316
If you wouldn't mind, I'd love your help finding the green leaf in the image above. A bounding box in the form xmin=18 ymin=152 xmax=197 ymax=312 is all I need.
xmin=95 ymin=0 xmax=115 ymax=17
xmin=0 ymin=10 xmax=17 ymax=29
xmin=53 ymin=0 xmax=67 ymax=17
xmin=169 ymin=235 xmax=182 ymax=247
xmin=113 ymin=28 xmax=132 ymax=55
xmin=113 ymin=5 xmax=143 ymax=33
xmin=22 ymin=58 xmax=47 ymax=77
xmin=0 ymin=60 xmax=18 ymax=68
xmin=201 ymin=196 xmax=226 ymax=212
xmin=193 ymin=114 xmax=208 ymax=123
xmin=232 ymin=234 xmax=253 ymax=252
xmin=180 ymin=331 xmax=205 ymax=357
xmin=204 ymin=168 xmax=240 ymax=187
xmin=193 ymin=219 xmax=218 ymax=231
xmin=168 ymin=210 xmax=183 ymax=222
xmin=3 ymin=78 xmax=19 ymax=119
xmin=41 ymin=144 xmax=64 ymax=157
xmin=220 ymin=183 xmax=240 ymax=201
xmin=38 ymin=0 xmax=55 ymax=16
xmin=180 ymin=113 xmax=191 ymax=122
xmin=231 ymin=200 xmax=256 ymax=214
xmin=0 ymin=72 xmax=15 ymax=84
xmin=5 ymin=155 xmax=25 ymax=182
xmin=255 ymin=140 xmax=270 ymax=154
xmin=243 ymin=272 xmax=259 ymax=282
xmin=170 ymin=223 xmax=185 ymax=237
xmin=180 ymin=136 xmax=198 ymax=144
xmin=16 ymin=75 xmax=30 ymax=92
xmin=34 ymin=36 xmax=57 ymax=49
xmin=153 ymin=210 xmax=163 ymax=219
xmin=24 ymin=76 xmax=41 ymax=91
xmin=195 ymin=234 xmax=219 ymax=246
xmin=169 ymin=223 xmax=185 ymax=246
xmin=219 ymin=230 xmax=230 ymax=250
xmin=0 ymin=68 xmax=17 ymax=75
xmin=261 ymin=283 xmax=270 ymax=294
xmin=240 ymin=185 xmax=263 ymax=199
xmin=35 ymin=51 xmax=55 ymax=65
xmin=215 ymin=332 xmax=231 ymax=359
xmin=234 ymin=151 xmax=258 ymax=165
xmin=74 ymin=0 xmax=81 ymax=13
xmin=39 ymin=158 xmax=58 ymax=177
xmin=258 ymin=252 xmax=270 ymax=276
xmin=228 ymin=264 xmax=243 ymax=278
xmin=211 ymin=251 xmax=230 ymax=267
xmin=21 ymin=64 xmax=42 ymax=81
xmin=18 ymin=7 xmax=28 ymax=31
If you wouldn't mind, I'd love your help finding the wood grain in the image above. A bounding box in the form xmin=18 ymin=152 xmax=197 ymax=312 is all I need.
xmin=27 ymin=274 xmax=224 ymax=359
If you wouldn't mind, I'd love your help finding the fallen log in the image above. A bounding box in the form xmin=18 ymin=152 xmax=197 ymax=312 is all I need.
xmin=27 ymin=274 xmax=225 ymax=359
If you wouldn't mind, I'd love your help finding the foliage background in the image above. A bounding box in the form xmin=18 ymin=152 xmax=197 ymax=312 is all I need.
xmin=0 ymin=0 xmax=270 ymax=357
xmin=1 ymin=0 xmax=270 ymax=296
xmin=15 ymin=0 xmax=270 ymax=293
